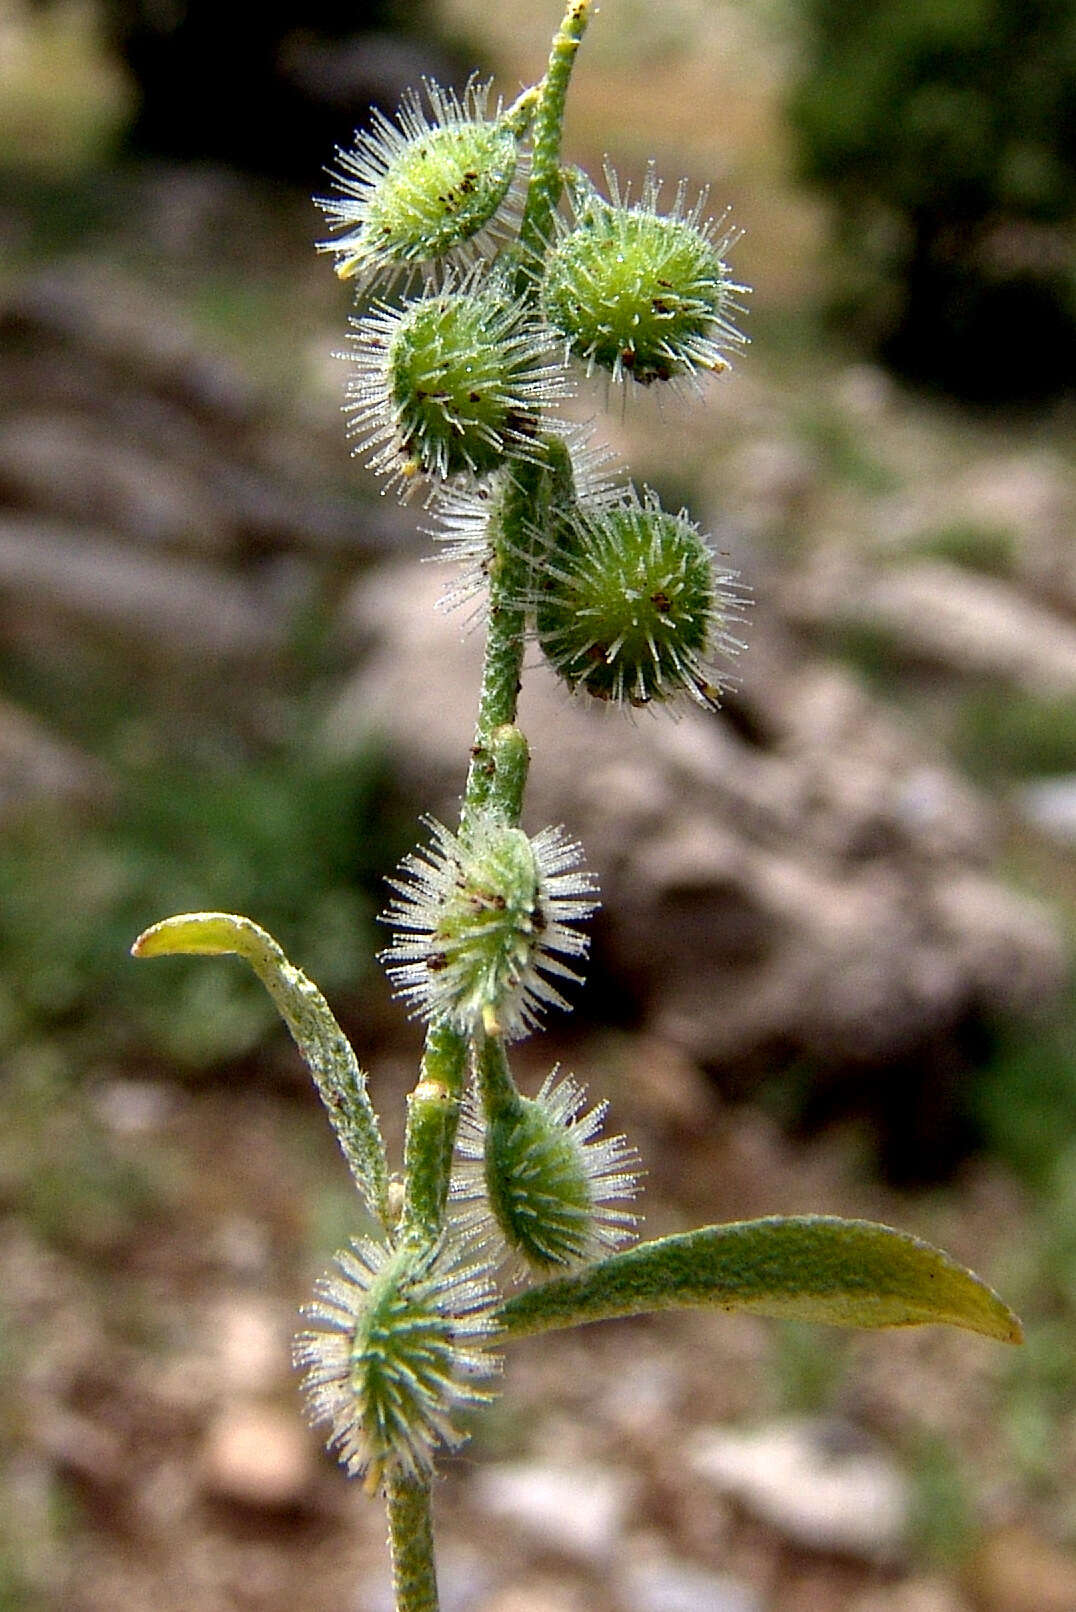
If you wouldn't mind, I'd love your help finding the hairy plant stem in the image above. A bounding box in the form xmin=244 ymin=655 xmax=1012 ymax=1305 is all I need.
xmin=400 ymin=1019 xmax=468 ymax=1243
xmin=387 ymin=6 xmax=589 ymax=1599
xmin=387 ymin=462 xmax=552 ymax=1609
xmin=460 ymin=457 xmax=546 ymax=831
xmin=516 ymin=0 xmax=594 ymax=294
xmin=400 ymin=453 xmax=550 ymax=1251
xmin=475 ymin=1030 xmax=520 ymax=1122
xmin=386 ymin=1469 xmax=439 ymax=1612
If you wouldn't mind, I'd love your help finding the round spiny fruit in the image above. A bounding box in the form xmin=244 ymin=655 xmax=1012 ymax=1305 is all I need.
xmin=346 ymin=271 xmax=565 ymax=490
xmin=294 ymin=1235 xmax=500 ymax=1484
xmin=541 ymin=165 xmax=745 ymax=386
xmin=534 ymin=490 xmax=743 ymax=709
xmin=452 ymin=1070 xmax=641 ymax=1274
xmin=318 ymin=78 xmax=522 ymax=290
xmin=379 ymin=818 xmax=598 ymax=1039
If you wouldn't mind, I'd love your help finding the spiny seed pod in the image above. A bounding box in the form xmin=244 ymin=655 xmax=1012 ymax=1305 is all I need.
xmin=317 ymin=78 xmax=523 ymax=290
xmin=294 ymin=1234 xmax=500 ymax=1485
xmin=346 ymin=269 xmax=566 ymax=492
xmin=380 ymin=818 xmax=598 ymax=1039
xmin=541 ymin=164 xmax=746 ymax=386
xmin=534 ymin=488 xmax=745 ymax=709
xmin=452 ymin=1069 xmax=641 ymax=1274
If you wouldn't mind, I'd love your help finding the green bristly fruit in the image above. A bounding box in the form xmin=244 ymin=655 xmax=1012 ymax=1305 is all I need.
xmin=319 ymin=79 xmax=524 ymax=289
xmin=347 ymin=275 xmax=564 ymax=488
xmin=535 ymin=492 xmax=741 ymax=708
xmin=379 ymin=819 xmax=597 ymax=1039
xmin=541 ymin=168 xmax=744 ymax=385
xmin=455 ymin=1067 xmax=640 ymax=1273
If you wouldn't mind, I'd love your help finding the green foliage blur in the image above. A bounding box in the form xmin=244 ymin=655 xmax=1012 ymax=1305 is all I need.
xmin=786 ymin=0 xmax=1076 ymax=399
xmin=0 ymin=738 xmax=392 ymax=1070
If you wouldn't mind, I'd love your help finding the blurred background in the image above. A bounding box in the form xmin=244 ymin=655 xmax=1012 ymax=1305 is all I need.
xmin=2 ymin=1 xmax=1075 ymax=1608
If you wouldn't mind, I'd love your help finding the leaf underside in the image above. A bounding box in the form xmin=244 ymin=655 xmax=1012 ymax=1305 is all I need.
xmin=496 ymin=1216 xmax=1022 ymax=1344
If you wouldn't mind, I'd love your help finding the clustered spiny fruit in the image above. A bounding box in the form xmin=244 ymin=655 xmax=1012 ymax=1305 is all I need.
xmin=295 ymin=1235 xmax=501 ymax=1484
xmin=318 ymin=78 xmax=525 ymax=290
xmin=346 ymin=269 xmax=564 ymax=490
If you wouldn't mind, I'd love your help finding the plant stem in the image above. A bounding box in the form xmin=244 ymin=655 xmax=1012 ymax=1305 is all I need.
xmin=388 ymin=404 xmax=552 ymax=1612
xmin=386 ymin=1470 xmax=440 ymax=1612
xmin=388 ymin=8 xmax=589 ymax=1599
xmin=460 ymin=457 xmax=547 ymax=831
xmin=476 ymin=1031 xmax=522 ymax=1120
xmin=516 ymin=0 xmax=594 ymax=293
xmin=401 ymin=1020 xmax=468 ymax=1241
xmin=401 ymin=445 xmax=553 ymax=1240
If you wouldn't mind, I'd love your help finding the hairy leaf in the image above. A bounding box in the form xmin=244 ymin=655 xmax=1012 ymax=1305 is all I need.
xmin=497 ymin=1216 xmax=1022 ymax=1343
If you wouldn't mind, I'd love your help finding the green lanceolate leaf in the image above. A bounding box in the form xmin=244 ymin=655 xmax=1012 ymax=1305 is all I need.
xmin=132 ymin=912 xmax=391 ymax=1227
xmin=496 ymin=1215 xmax=1023 ymax=1344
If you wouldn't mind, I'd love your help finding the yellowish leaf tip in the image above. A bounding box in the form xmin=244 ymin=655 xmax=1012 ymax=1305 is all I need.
xmin=131 ymin=911 xmax=268 ymax=960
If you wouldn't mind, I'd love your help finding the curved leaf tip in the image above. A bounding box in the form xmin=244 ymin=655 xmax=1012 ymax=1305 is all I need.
xmin=131 ymin=911 xmax=276 ymax=962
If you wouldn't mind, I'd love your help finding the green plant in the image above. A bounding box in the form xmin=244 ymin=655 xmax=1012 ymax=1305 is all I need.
xmin=132 ymin=7 xmax=1022 ymax=1607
